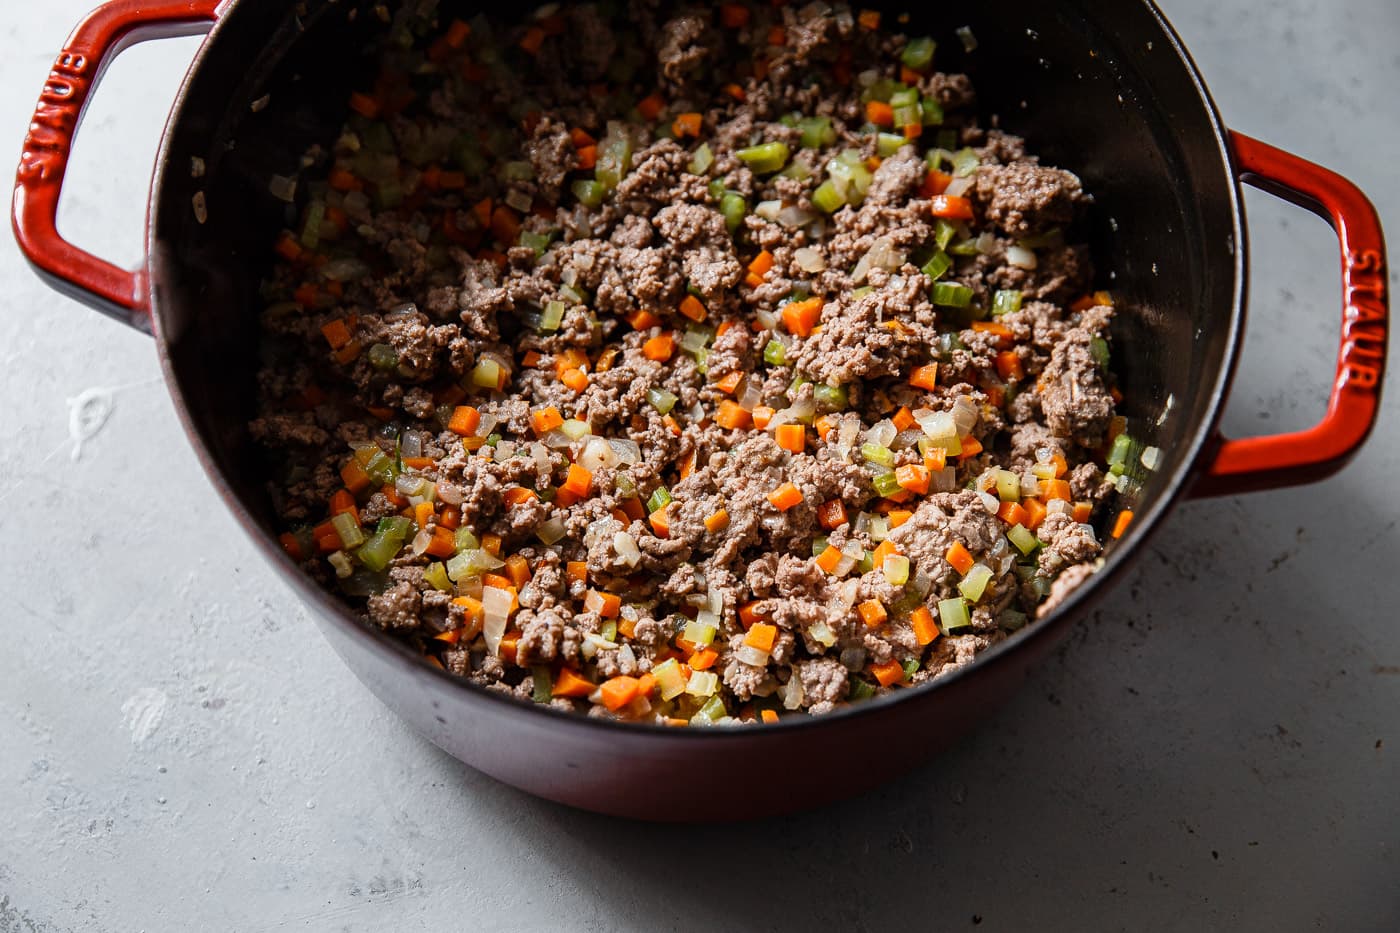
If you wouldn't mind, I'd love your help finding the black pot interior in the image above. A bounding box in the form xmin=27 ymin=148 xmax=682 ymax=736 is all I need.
xmin=151 ymin=0 xmax=1240 ymax=619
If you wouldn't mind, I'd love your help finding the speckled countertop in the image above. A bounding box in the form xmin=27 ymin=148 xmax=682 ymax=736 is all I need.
xmin=2 ymin=1 xmax=1396 ymax=930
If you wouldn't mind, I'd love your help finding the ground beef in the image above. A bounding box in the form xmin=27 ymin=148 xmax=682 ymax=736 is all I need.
xmin=252 ymin=0 xmax=1133 ymax=726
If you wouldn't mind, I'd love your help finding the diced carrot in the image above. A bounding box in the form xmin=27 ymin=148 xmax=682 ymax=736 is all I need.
xmin=563 ymin=463 xmax=593 ymax=497
xmin=997 ymin=500 xmax=1030 ymax=528
xmin=444 ymin=18 xmax=471 ymax=47
xmin=504 ymin=554 xmax=531 ymax=589
xmin=866 ymin=100 xmax=895 ymax=128
xmin=553 ymin=347 xmax=589 ymax=377
xmin=767 ymin=482 xmax=804 ymax=512
xmin=1022 ymin=497 xmax=1048 ymax=532
xmin=566 ymin=561 xmax=588 ymax=587
xmin=892 ymin=406 xmax=916 ymax=432
xmin=575 ymin=145 xmax=597 ymax=170
xmin=704 ymin=509 xmax=731 ymax=533
xmin=348 ymin=91 xmax=379 ymax=118
xmin=328 ymin=166 xmax=363 ymax=192
xmin=279 ymin=532 xmax=306 ymax=561
xmin=412 ymin=500 xmax=434 ymax=529
xmin=930 ymin=194 xmax=975 ymax=221
xmin=908 ymin=605 xmax=939 ymax=646
xmin=767 ymin=25 xmax=786 ymax=45
xmin=752 ymin=405 xmax=776 ymax=430
xmin=610 ymin=507 xmax=630 ymax=525
xmin=661 ymin=414 xmax=682 ymax=436
xmin=945 ymin=542 xmax=975 ymax=575
xmin=599 ymin=676 xmax=640 ymax=711
xmin=1112 ymin=510 xmax=1135 ymax=539
xmin=628 ymin=309 xmax=663 ymax=331
xmin=340 ymin=460 xmax=372 ymax=495
xmin=518 ymin=26 xmax=546 ymax=55
xmin=902 ymin=123 xmax=923 ymax=141
xmin=858 ymin=9 xmax=881 ymax=29
xmin=1072 ymin=501 xmax=1094 ymax=524
xmin=814 ymin=415 xmax=836 ymax=441
xmin=679 ymin=294 xmax=707 ymax=322
xmin=757 ymin=709 xmax=778 ymax=724
xmin=552 ymin=668 xmax=595 ymax=698
xmin=649 ymin=503 xmax=671 ymax=538
xmin=919 ymin=169 xmax=953 ymax=198
xmin=447 ymin=405 xmax=481 ymax=437
xmin=672 ymin=112 xmax=703 ymax=138
xmin=719 ymin=3 xmax=751 ymax=27
xmin=679 ymin=449 xmax=698 ymax=480
xmin=453 ymin=596 xmax=485 ymax=638
xmin=633 ymin=672 xmax=656 ymax=698
xmin=857 ymin=600 xmax=888 ymax=628
xmin=489 ymin=205 xmax=522 ymax=244
xmin=744 ymin=623 xmax=778 ymax=652
xmin=748 ymin=250 xmax=775 ymax=277
xmin=634 ymin=332 xmax=673 ymax=364
xmin=560 ymin=367 xmax=590 ymax=393
xmin=320 ymin=318 xmax=352 ymax=350
xmin=815 ymin=545 xmax=843 ymax=573
xmin=585 ymin=590 xmax=622 ymax=619
xmin=530 ymin=406 xmax=564 ymax=436
xmin=1051 ymin=453 xmax=1069 ymax=478
xmin=871 ymin=658 xmax=905 ymax=687
xmin=888 ymin=509 xmax=913 ymax=529
xmin=637 ymin=93 xmax=666 ymax=121
xmin=775 ymin=423 xmax=806 ymax=453
xmin=782 ymin=297 xmax=823 ymax=337
xmin=570 ymin=127 xmax=596 ymax=148
xmin=402 ymin=457 xmax=436 ymax=471
xmin=425 ymin=526 xmax=456 ymax=558
xmin=985 ymin=384 xmax=1006 ymax=409
xmin=689 ymin=648 xmax=719 ymax=671
xmin=617 ymin=617 xmax=638 ymax=640
xmin=923 ymin=447 xmax=948 ymax=473
xmin=380 ymin=483 xmax=408 ymax=509
xmin=959 ymin=435 xmax=984 ymax=461
xmin=1041 ymin=478 xmax=1072 ymax=502
xmin=995 ymin=350 xmax=1026 ymax=382
xmin=909 ymin=364 xmax=940 ymax=391
xmin=438 ymin=171 xmax=466 ymax=190
xmin=715 ymin=399 xmax=752 ymax=430
xmin=722 ymin=83 xmax=747 ymax=102
xmin=738 ymin=602 xmax=769 ymax=630
xmin=481 ymin=532 xmax=502 ymax=558
xmin=715 ymin=370 xmax=744 ymax=394
xmin=621 ymin=497 xmax=646 ymax=522
xmin=895 ymin=464 xmax=931 ymax=495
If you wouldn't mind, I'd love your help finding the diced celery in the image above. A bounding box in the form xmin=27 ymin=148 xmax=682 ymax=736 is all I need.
xmin=890 ymin=87 xmax=920 ymax=108
xmin=797 ymin=116 xmax=837 ymax=149
xmin=995 ymin=470 xmax=1021 ymax=501
xmin=992 ymin=290 xmax=1024 ymax=315
xmin=682 ymin=617 xmax=717 ymax=646
xmin=559 ymin=283 xmax=587 ymax=305
xmin=595 ymin=125 xmax=633 ymax=191
xmin=690 ymin=695 xmax=727 ymax=723
xmin=812 ymin=180 xmax=846 ymax=214
xmin=540 ymin=300 xmax=565 ymax=332
xmin=300 ymin=199 xmax=325 ymax=250
xmin=472 ymin=358 xmax=503 ymax=389
xmin=814 ymin=383 xmax=848 ymax=410
xmin=882 ymin=555 xmax=910 ymax=586
xmin=687 ymin=142 xmax=714 ymax=175
xmin=1108 ymin=432 xmax=1136 ymax=467
xmin=948 ymin=238 xmax=981 ymax=257
xmin=932 ymin=282 xmax=974 ymax=307
xmin=921 ymin=97 xmax=945 ymax=126
xmin=356 ymin=529 xmax=404 ymax=573
xmin=921 ymin=251 xmax=952 ymax=281
xmin=454 ymin=527 xmax=479 ymax=552
xmin=424 ymin=562 xmax=453 ymax=592
xmin=707 ymin=178 xmax=726 ymax=200
xmin=600 ymin=620 xmax=618 ymax=642
xmin=901 ymin=37 xmax=937 ymax=71
xmin=378 ymin=516 xmax=413 ymax=540
xmin=647 ymin=486 xmax=672 ymax=513
xmin=1007 ymin=524 xmax=1040 ymax=556
xmin=572 ymin=178 xmax=606 ymax=208
xmin=720 ymin=193 xmax=748 ymax=233
xmin=736 ymin=141 xmax=790 ymax=174
xmin=1090 ymin=336 xmax=1111 ymax=370
xmin=938 ymin=596 xmax=973 ymax=633
xmin=857 ymin=549 xmax=875 ymax=575
xmin=1017 ymin=228 xmax=1063 ymax=250
xmin=645 ymin=387 xmax=677 ymax=415
xmin=848 ymin=678 xmax=877 ymax=701
xmin=934 ymin=218 xmax=958 ymax=251
xmin=519 ymin=229 xmax=553 ymax=257
xmin=331 ymin=513 xmax=366 ymax=549
xmin=811 ymin=535 xmax=830 ymax=557
xmin=936 ymin=128 xmax=959 ymax=150
xmin=763 ymin=339 xmax=788 ymax=366
xmin=877 ymin=133 xmax=907 ymax=157
xmin=952 ymin=148 xmax=981 ymax=177
xmin=901 ymin=656 xmax=921 ymax=679
xmin=872 ymin=470 xmax=902 ymax=497
xmin=368 ymin=342 xmax=399 ymax=371
xmin=652 ymin=658 xmax=688 ymax=701
xmin=958 ymin=563 xmax=995 ymax=602
xmin=531 ymin=667 xmax=552 ymax=703
xmin=999 ymin=609 xmax=1028 ymax=631
xmin=861 ymin=443 xmax=895 ymax=468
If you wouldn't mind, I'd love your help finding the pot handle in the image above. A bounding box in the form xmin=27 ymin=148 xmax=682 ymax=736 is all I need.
xmin=11 ymin=0 xmax=223 ymax=332
xmin=1191 ymin=131 xmax=1389 ymax=497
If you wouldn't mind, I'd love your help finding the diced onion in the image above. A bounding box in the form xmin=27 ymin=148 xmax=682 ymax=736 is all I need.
xmin=978 ymin=490 xmax=1000 ymax=513
xmin=951 ymin=396 xmax=980 ymax=434
xmin=482 ymin=587 xmax=513 ymax=655
xmin=608 ymin=439 xmax=641 ymax=465
xmin=781 ymin=673 xmax=805 ymax=710
xmin=685 ymin=670 xmax=719 ymax=697
xmin=736 ymin=644 xmax=771 ymax=667
xmin=777 ymin=204 xmax=818 ymax=228
xmin=1007 ymin=245 xmax=1039 ymax=270
xmin=755 ymin=200 xmax=783 ymax=221
xmin=807 ymin=620 xmax=837 ymax=647
xmin=536 ymin=515 xmax=566 ymax=545
xmin=945 ymin=176 xmax=975 ymax=198
xmin=794 ymin=247 xmax=827 ymax=273
xmin=580 ymin=436 xmax=619 ymax=472
xmin=614 ymin=531 xmax=641 ymax=568
xmin=1141 ymin=446 xmax=1162 ymax=471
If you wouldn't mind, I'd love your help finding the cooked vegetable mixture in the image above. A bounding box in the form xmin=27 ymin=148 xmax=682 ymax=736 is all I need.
xmin=253 ymin=0 xmax=1153 ymax=725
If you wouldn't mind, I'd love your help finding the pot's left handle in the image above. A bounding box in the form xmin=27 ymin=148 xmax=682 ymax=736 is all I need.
xmin=11 ymin=0 xmax=223 ymax=332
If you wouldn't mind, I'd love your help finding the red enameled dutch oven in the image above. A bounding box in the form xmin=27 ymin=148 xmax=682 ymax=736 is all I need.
xmin=13 ymin=0 xmax=1389 ymax=820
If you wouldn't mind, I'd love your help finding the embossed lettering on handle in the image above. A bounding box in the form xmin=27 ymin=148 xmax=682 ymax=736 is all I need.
xmin=1192 ymin=132 xmax=1389 ymax=497
xmin=11 ymin=0 xmax=222 ymax=330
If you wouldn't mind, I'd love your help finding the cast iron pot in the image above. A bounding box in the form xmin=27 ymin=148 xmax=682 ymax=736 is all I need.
xmin=14 ymin=0 xmax=1389 ymax=819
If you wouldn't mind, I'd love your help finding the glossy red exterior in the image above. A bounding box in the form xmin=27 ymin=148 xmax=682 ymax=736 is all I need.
xmin=1190 ymin=132 xmax=1390 ymax=497
xmin=11 ymin=0 xmax=222 ymax=329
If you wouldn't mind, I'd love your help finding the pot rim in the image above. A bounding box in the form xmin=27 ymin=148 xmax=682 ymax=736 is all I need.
xmin=147 ymin=0 xmax=1247 ymax=739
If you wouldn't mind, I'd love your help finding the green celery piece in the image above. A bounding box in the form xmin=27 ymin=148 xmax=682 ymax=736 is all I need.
xmin=814 ymin=383 xmax=848 ymax=410
xmin=736 ymin=141 xmax=791 ymax=175
xmin=901 ymin=37 xmax=937 ymax=72
xmin=531 ymin=667 xmax=553 ymax=703
xmin=922 ymin=251 xmax=952 ymax=281
xmin=571 ymin=179 xmax=605 ymax=208
xmin=763 ymin=339 xmax=788 ymax=366
xmin=938 ymin=596 xmax=973 ymax=633
xmin=993 ymin=290 xmax=1024 ymax=315
xmin=720 ymin=193 xmax=748 ymax=233
xmin=932 ymin=282 xmax=974 ymax=308
xmin=812 ymin=180 xmax=846 ymax=214
xmin=647 ymin=486 xmax=673 ymax=513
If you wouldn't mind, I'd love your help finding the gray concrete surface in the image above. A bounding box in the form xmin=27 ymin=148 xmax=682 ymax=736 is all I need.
xmin=2 ymin=2 xmax=1397 ymax=930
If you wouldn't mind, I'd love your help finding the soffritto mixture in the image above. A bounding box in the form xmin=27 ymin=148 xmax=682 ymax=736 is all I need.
xmin=253 ymin=1 xmax=1156 ymax=725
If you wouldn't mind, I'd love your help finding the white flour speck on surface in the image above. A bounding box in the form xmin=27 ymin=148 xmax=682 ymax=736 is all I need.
xmin=67 ymin=387 xmax=115 ymax=460
xmin=121 ymin=687 xmax=169 ymax=745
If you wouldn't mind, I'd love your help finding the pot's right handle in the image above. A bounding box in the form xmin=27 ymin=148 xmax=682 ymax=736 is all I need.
xmin=11 ymin=0 xmax=223 ymax=332
xmin=1191 ymin=131 xmax=1389 ymax=497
